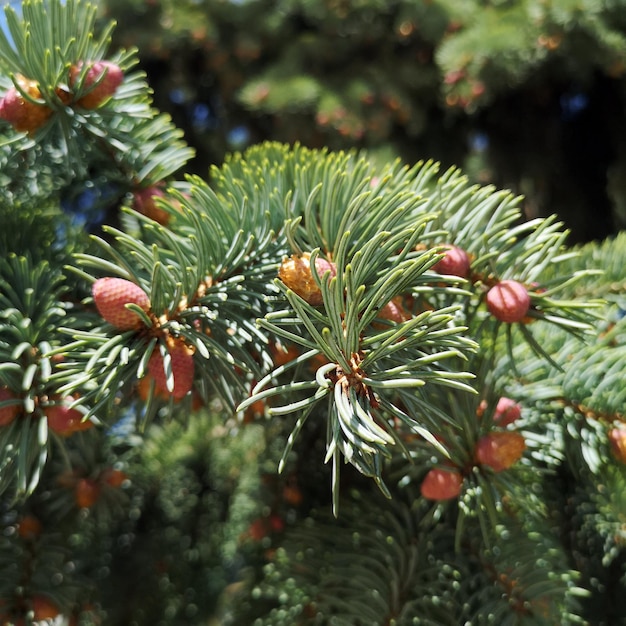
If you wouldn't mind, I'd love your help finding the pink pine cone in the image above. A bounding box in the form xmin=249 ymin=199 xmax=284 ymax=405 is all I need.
xmin=420 ymin=467 xmax=463 ymax=500
xmin=373 ymin=297 xmax=408 ymax=328
xmin=486 ymin=279 xmax=531 ymax=323
xmin=45 ymin=403 xmax=93 ymax=437
xmin=493 ymin=397 xmax=522 ymax=426
xmin=70 ymin=60 xmax=124 ymax=109
xmin=431 ymin=244 xmax=471 ymax=278
xmin=92 ymin=277 xmax=151 ymax=330
xmin=147 ymin=341 xmax=195 ymax=400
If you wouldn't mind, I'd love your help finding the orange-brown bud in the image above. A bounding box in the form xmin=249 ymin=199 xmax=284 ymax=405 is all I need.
xmin=609 ymin=425 xmax=626 ymax=464
xmin=476 ymin=431 xmax=526 ymax=472
xmin=278 ymin=252 xmax=336 ymax=306
xmin=0 ymin=76 xmax=52 ymax=133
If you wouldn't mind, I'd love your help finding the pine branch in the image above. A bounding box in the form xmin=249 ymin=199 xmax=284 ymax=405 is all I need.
xmin=0 ymin=255 xmax=81 ymax=499
xmin=236 ymin=486 xmax=585 ymax=625
xmin=0 ymin=1 xmax=623 ymax=623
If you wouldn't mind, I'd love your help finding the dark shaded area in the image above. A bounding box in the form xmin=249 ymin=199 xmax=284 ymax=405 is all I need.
xmin=481 ymin=71 xmax=622 ymax=243
xmin=141 ymin=53 xmax=623 ymax=244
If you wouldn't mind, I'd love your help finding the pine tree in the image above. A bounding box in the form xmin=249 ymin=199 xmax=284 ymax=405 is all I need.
xmin=102 ymin=0 xmax=626 ymax=242
xmin=0 ymin=1 xmax=625 ymax=625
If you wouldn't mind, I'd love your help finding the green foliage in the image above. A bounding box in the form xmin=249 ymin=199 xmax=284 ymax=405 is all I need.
xmin=0 ymin=0 xmax=193 ymax=212
xmin=0 ymin=254 xmax=75 ymax=499
xmin=103 ymin=0 xmax=626 ymax=242
xmin=0 ymin=198 xmax=67 ymax=263
xmin=235 ymin=489 xmax=585 ymax=626
xmin=97 ymin=411 xmax=270 ymax=625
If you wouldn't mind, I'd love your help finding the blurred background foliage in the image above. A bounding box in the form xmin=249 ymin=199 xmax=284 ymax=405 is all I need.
xmin=99 ymin=0 xmax=626 ymax=243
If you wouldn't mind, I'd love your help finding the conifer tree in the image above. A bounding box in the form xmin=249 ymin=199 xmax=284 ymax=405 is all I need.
xmin=0 ymin=1 xmax=624 ymax=625
xmin=102 ymin=0 xmax=626 ymax=242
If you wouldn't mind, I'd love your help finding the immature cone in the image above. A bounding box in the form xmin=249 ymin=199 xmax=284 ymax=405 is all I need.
xmin=92 ymin=277 xmax=151 ymax=330
xmin=74 ymin=478 xmax=101 ymax=508
xmin=243 ymin=396 xmax=266 ymax=423
xmin=137 ymin=375 xmax=166 ymax=402
xmin=486 ymin=279 xmax=531 ymax=323
xmin=476 ymin=431 xmax=526 ymax=472
xmin=247 ymin=518 xmax=270 ymax=542
xmin=45 ymin=402 xmax=93 ymax=437
xmin=70 ymin=60 xmax=124 ymax=108
xmin=0 ymin=76 xmax=52 ymax=133
xmin=0 ymin=387 xmax=20 ymax=426
xmin=131 ymin=185 xmax=170 ymax=224
xmin=608 ymin=425 xmax=626 ymax=464
xmin=420 ymin=467 xmax=463 ymax=500
xmin=247 ymin=515 xmax=285 ymax=541
xmin=374 ymin=297 xmax=408 ymax=327
xmin=278 ymin=252 xmax=336 ymax=306
xmin=493 ymin=396 xmax=522 ymax=426
xmin=147 ymin=339 xmax=195 ymax=400
xmin=431 ymin=244 xmax=471 ymax=278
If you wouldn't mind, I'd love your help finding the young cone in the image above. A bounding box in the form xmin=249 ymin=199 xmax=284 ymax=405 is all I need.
xmin=45 ymin=402 xmax=93 ymax=437
xmin=70 ymin=60 xmax=124 ymax=109
xmin=476 ymin=431 xmax=526 ymax=472
xmin=373 ymin=297 xmax=408 ymax=327
xmin=609 ymin=425 xmax=626 ymax=464
xmin=31 ymin=597 xmax=61 ymax=621
xmin=132 ymin=185 xmax=169 ymax=224
xmin=493 ymin=397 xmax=522 ymax=426
xmin=102 ymin=468 xmax=128 ymax=488
xmin=0 ymin=76 xmax=52 ymax=133
xmin=92 ymin=277 xmax=151 ymax=330
xmin=486 ymin=279 xmax=531 ymax=323
xmin=74 ymin=478 xmax=101 ymax=508
xmin=420 ymin=467 xmax=463 ymax=500
xmin=146 ymin=339 xmax=195 ymax=400
xmin=269 ymin=341 xmax=300 ymax=367
xmin=431 ymin=244 xmax=471 ymax=278
xmin=17 ymin=514 xmax=43 ymax=541
xmin=278 ymin=252 xmax=336 ymax=306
